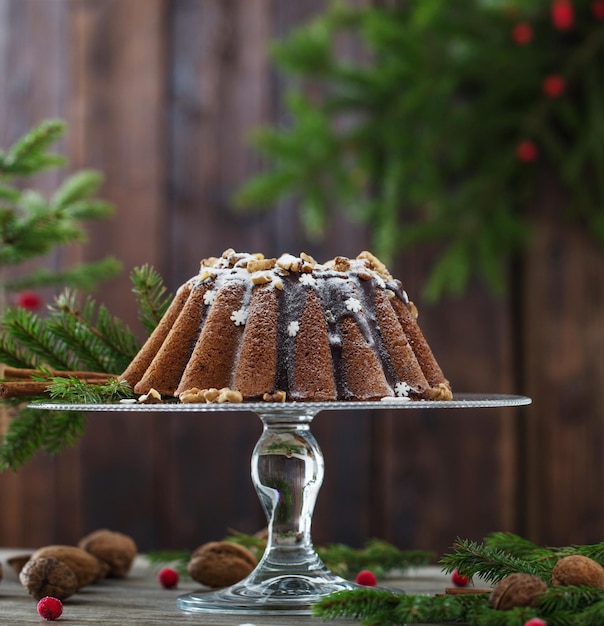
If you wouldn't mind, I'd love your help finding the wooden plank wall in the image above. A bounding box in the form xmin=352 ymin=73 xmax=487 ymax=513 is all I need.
xmin=1 ymin=0 xmax=602 ymax=559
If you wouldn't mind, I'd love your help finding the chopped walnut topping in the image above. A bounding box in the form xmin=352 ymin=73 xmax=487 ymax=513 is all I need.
xmin=333 ymin=256 xmax=351 ymax=272
xmin=408 ymin=301 xmax=419 ymax=320
xmin=138 ymin=388 xmax=162 ymax=404
xmin=277 ymin=254 xmax=301 ymax=272
xmin=199 ymin=269 xmax=216 ymax=282
xmin=263 ymin=390 xmax=287 ymax=403
xmin=385 ymin=289 xmax=395 ymax=299
xmin=251 ymin=273 xmax=273 ymax=285
xmin=300 ymin=252 xmax=317 ymax=267
xmin=357 ymin=269 xmax=373 ymax=281
xmin=180 ymin=387 xmax=243 ymax=404
xmin=425 ymin=383 xmax=453 ymax=401
xmin=247 ymin=258 xmax=276 ymax=273
xmin=200 ymin=256 xmax=219 ymax=268
xmin=357 ymin=251 xmax=393 ymax=280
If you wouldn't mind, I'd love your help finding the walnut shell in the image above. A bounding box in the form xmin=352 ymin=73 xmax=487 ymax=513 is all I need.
xmin=489 ymin=573 xmax=548 ymax=610
xmin=78 ymin=529 xmax=137 ymax=578
xmin=19 ymin=556 xmax=79 ymax=600
xmin=6 ymin=554 xmax=32 ymax=576
xmin=552 ymin=555 xmax=604 ymax=589
xmin=187 ymin=541 xmax=257 ymax=588
xmin=30 ymin=545 xmax=104 ymax=588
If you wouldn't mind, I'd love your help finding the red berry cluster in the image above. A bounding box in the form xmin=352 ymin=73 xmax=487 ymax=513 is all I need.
xmin=510 ymin=1 xmax=603 ymax=164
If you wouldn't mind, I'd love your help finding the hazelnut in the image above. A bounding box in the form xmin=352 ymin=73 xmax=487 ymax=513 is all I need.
xmin=30 ymin=545 xmax=104 ymax=588
xmin=187 ymin=541 xmax=257 ymax=588
xmin=78 ymin=529 xmax=137 ymax=578
xmin=19 ymin=556 xmax=79 ymax=600
xmin=489 ymin=573 xmax=548 ymax=610
xmin=552 ymin=555 xmax=604 ymax=589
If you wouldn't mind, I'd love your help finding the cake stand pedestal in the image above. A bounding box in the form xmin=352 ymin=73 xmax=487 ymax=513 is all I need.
xmin=32 ymin=393 xmax=531 ymax=615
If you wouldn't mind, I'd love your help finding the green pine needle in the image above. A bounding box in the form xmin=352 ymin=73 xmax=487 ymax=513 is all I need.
xmin=130 ymin=264 xmax=172 ymax=335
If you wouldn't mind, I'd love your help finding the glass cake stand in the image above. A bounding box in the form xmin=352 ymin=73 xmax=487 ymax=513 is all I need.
xmin=32 ymin=393 xmax=530 ymax=615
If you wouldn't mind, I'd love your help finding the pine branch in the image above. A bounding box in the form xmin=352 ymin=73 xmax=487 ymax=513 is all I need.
xmin=1 ymin=307 xmax=73 ymax=370
xmin=440 ymin=538 xmax=544 ymax=585
xmin=130 ymin=264 xmax=172 ymax=335
xmin=5 ymin=257 xmax=121 ymax=293
xmin=0 ymin=407 xmax=87 ymax=471
xmin=0 ymin=119 xmax=66 ymax=175
xmin=317 ymin=539 xmax=435 ymax=579
xmin=47 ymin=377 xmax=132 ymax=404
xmin=47 ymin=289 xmax=139 ymax=373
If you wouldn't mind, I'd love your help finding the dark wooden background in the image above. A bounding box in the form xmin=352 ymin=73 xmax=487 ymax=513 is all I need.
xmin=1 ymin=0 xmax=603 ymax=559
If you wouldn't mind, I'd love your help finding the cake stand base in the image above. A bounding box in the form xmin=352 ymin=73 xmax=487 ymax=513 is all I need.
xmin=176 ymin=568 xmax=356 ymax=614
xmin=30 ymin=395 xmax=531 ymax=616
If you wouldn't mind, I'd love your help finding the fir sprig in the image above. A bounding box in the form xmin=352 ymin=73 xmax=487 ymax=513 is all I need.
xmin=0 ymin=119 xmax=120 ymax=294
xmin=314 ymin=533 xmax=604 ymax=625
xmin=0 ymin=405 xmax=87 ymax=471
xmin=440 ymin=537 xmax=545 ymax=585
xmin=441 ymin=533 xmax=604 ymax=585
xmin=237 ymin=1 xmax=604 ymax=300
xmin=316 ymin=539 xmax=435 ymax=579
xmin=47 ymin=289 xmax=140 ymax=374
xmin=47 ymin=377 xmax=132 ymax=404
xmin=0 ymin=265 xmax=170 ymax=469
xmin=1 ymin=306 xmax=73 ymax=369
xmin=130 ymin=264 xmax=173 ymax=335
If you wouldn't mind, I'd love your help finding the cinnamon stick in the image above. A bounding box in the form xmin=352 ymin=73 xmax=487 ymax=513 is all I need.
xmin=0 ymin=377 xmax=116 ymax=400
xmin=1 ymin=366 xmax=116 ymax=381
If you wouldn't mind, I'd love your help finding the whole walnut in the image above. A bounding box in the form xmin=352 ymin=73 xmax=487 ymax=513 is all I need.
xmin=6 ymin=554 xmax=32 ymax=576
xmin=30 ymin=545 xmax=104 ymax=588
xmin=78 ymin=529 xmax=137 ymax=578
xmin=187 ymin=541 xmax=257 ymax=588
xmin=552 ymin=555 xmax=604 ymax=589
xmin=19 ymin=556 xmax=79 ymax=600
xmin=489 ymin=573 xmax=548 ymax=610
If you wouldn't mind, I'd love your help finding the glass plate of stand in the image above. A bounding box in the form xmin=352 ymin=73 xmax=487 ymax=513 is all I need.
xmin=31 ymin=393 xmax=531 ymax=615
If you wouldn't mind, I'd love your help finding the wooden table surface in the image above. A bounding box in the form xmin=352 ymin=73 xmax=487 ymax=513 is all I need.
xmin=0 ymin=549 xmax=459 ymax=625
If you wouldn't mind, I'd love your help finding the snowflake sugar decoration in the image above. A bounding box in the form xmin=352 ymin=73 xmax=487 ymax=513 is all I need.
xmin=288 ymin=321 xmax=300 ymax=337
xmin=231 ymin=307 xmax=249 ymax=326
xmin=203 ymin=290 xmax=216 ymax=306
xmin=345 ymin=297 xmax=362 ymax=312
xmin=394 ymin=381 xmax=411 ymax=398
xmin=299 ymin=273 xmax=316 ymax=287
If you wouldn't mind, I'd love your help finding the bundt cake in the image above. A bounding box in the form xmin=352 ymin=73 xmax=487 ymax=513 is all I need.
xmin=121 ymin=249 xmax=452 ymax=403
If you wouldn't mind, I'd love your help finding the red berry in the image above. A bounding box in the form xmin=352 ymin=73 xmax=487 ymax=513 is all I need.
xmin=551 ymin=0 xmax=574 ymax=30
xmin=355 ymin=569 xmax=378 ymax=586
xmin=16 ymin=290 xmax=43 ymax=311
xmin=523 ymin=618 xmax=547 ymax=626
xmin=158 ymin=567 xmax=179 ymax=589
xmin=512 ymin=22 xmax=533 ymax=44
xmin=542 ymin=74 xmax=565 ymax=98
xmin=516 ymin=140 xmax=538 ymax=162
xmin=37 ymin=596 xmax=63 ymax=621
xmin=451 ymin=568 xmax=470 ymax=587
xmin=593 ymin=1 xmax=604 ymax=19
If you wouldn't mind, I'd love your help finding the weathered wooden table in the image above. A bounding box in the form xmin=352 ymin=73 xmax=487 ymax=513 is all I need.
xmin=0 ymin=549 xmax=458 ymax=625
